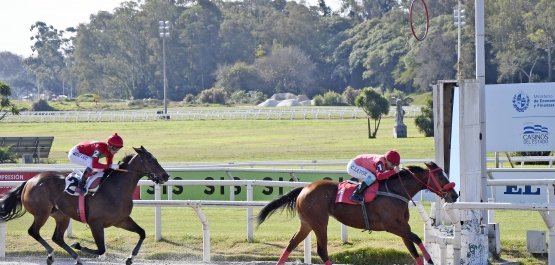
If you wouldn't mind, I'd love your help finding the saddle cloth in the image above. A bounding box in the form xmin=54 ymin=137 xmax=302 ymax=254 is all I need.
xmin=64 ymin=169 xmax=103 ymax=196
xmin=335 ymin=180 xmax=379 ymax=204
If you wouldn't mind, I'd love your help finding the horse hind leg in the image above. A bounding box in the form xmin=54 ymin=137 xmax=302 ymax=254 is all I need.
xmin=51 ymin=213 xmax=83 ymax=265
xmin=27 ymin=214 xmax=55 ymax=265
xmin=277 ymin=220 xmax=312 ymax=265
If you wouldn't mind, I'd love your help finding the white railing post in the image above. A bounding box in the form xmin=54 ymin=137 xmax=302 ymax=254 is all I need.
xmin=155 ymin=185 xmax=162 ymax=241
xmin=193 ymin=206 xmax=210 ymax=262
xmin=304 ymin=232 xmax=311 ymax=264
xmin=247 ymin=181 xmax=254 ymax=242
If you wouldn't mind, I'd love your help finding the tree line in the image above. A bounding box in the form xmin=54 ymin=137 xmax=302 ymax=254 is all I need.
xmin=0 ymin=0 xmax=553 ymax=102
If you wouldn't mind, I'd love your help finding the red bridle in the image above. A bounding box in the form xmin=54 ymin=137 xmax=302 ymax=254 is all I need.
xmin=407 ymin=167 xmax=456 ymax=199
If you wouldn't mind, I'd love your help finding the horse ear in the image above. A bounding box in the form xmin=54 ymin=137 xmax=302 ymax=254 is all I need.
xmin=133 ymin=147 xmax=140 ymax=153
xmin=140 ymin=145 xmax=146 ymax=151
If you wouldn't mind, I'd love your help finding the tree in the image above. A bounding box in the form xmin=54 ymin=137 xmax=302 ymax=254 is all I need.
xmin=0 ymin=81 xmax=19 ymax=121
xmin=24 ymin=22 xmax=70 ymax=96
xmin=255 ymin=46 xmax=317 ymax=96
xmin=0 ymin=145 xmax=18 ymax=164
xmin=355 ymin=87 xmax=389 ymax=138
xmin=414 ymin=98 xmax=434 ymax=137
xmin=214 ymin=62 xmax=260 ymax=94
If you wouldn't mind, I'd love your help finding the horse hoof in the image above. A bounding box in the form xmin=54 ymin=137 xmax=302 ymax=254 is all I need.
xmin=71 ymin=242 xmax=82 ymax=250
xmin=46 ymin=256 xmax=54 ymax=265
xmin=126 ymin=257 xmax=133 ymax=265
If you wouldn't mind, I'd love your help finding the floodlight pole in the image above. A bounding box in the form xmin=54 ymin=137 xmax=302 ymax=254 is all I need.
xmin=158 ymin=21 xmax=170 ymax=115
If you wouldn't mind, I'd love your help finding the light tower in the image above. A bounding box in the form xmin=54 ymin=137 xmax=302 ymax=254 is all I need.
xmin=453 ymin=2 xmax=466 ymax=79
xmin=158 ymin=21 xmax=170 ymax=115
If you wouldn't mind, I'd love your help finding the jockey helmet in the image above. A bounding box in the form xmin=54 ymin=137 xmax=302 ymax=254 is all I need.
xmin=385 ymin=150 xmax=400 ymax=165
xmin=107 ymin=133 xmax=124 ymax=148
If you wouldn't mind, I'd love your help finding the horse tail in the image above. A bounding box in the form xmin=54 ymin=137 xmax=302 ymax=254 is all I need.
xmin=256 ymin=186 xmax=304 ymax=227
xmin=0 ymin=181 xmax=27 ymax=222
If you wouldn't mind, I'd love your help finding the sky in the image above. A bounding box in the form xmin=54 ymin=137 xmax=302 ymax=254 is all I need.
xmin=0 ymin=0 xmax=341 ymax=58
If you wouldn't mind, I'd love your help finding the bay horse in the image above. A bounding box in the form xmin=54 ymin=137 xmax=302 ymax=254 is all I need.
xmin=256 ymin=161 xmax=458 ymax=265
xmin=0 ymin=146 xmax=170 ymax=265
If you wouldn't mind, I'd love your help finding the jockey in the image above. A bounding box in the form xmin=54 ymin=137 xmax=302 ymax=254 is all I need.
xmin=67 ymin=133 xmax=124 ymax=193
xmin=346 ymin=150 xmax=401 ymax=203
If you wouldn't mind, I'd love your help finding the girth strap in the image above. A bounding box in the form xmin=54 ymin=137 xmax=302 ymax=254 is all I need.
xmin=376 ymin=191 xmax=410 ymax=203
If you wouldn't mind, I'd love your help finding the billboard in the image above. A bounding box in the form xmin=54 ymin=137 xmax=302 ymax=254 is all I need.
xmin=140 ymin=171 xmax=351 ymax=200
xmin=486 ymin=82 xmax=555 ymax=152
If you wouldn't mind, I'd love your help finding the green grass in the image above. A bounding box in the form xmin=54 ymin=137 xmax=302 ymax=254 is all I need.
xmin=1 ymin=117 xmax=434 ymax=163
xmin=0 ymin=108 xmax=549 ymax=264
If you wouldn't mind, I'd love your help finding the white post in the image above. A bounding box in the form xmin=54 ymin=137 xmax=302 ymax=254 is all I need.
xmin=246 ymin=182 xmax=254 ymax=242
xmin=0 ymin=222 xmax=5 ymax=257
xmin=155 ymin=185 xmax=162 ymax=241
xmin=304 ymin=232 xmax=311 ymax=264
xmin=193 ymin=206 xmax=210 ymax=262
xmin=341 ymin=224 xmax=348 ymax=243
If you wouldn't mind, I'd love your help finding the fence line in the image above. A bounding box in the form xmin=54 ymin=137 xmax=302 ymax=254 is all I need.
xmin=1 ymin=106 xmax=423 ymax=123
xmin=1 ymin=156 xmax=553 ymax=171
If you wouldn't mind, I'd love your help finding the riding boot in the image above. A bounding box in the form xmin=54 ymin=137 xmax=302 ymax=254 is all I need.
xmin=77 ymin=168 xmax=92 ymax=193
xmin=350 ymin=182 xmax=369 ymax=203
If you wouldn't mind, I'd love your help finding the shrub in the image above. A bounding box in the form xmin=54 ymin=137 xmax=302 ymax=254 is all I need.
xmin=511 ymin=151 xmax=553 ymax=165
xmin=414 ymin=98 xmax=434 ymax=137
xmin=75 ymin=94 xmax=96 ymax=102
xmin=31 ymin=99 xmax=55 ymax=111
xmin=323 ymin=90 xmax=343 ymax=106
xmin=0 ymin=145 xmax=17 ymax=163
xmin=199 ymin=88 xmax=227 ymax=104
xmin=183 ymin=94 xmax=195 ymax=103
xmin=230 ymin=91 xmax=251 ymax=104
xmin=342 ymin=86 xmax=361 ymax=106
xmin=313 ymin=95 xmax=324 ymax=106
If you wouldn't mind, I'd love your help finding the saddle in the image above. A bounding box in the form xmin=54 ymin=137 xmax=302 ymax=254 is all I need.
xmin=335 ymin=180 xmax=379 ymax=204
xmin=64 ymin=169 xmax=103 ymax=196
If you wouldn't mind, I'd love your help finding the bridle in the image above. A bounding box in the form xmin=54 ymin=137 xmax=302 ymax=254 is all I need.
xmin=116 ymin=152 xmax=162 ymax=184
xmin=406 ymin=167 xmax=456 ymax=199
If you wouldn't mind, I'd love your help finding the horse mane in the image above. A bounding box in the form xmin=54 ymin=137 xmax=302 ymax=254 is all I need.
xmin=119 ymin=154 xmax=134 ymax=169
xmin=403 ymin=165 xmax=425 ymax=174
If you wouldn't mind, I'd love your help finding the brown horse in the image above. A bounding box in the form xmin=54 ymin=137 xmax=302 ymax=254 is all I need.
xmin=0 ymin=146 xmax=169 ymax=265
xmin=256 ymin=162 xmax=458 ymax=265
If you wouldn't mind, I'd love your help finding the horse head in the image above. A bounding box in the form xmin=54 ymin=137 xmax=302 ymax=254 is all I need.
xmin=129 ymin=146 xmax=170 ymax=185
xmin=401 ymin=162 xmax=458 ymax=203
xmin=422 ymin=162 xmax=458 ymax=203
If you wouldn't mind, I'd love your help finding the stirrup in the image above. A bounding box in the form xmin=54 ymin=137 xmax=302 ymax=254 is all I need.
xmin=350 ymin=194 xmax=364 ymax=203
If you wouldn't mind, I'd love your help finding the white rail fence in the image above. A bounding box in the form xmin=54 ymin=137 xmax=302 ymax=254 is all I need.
xmin=2 ymin=156 xmax=553 ymax=171
xmin=1 ymin=106 xmax=423 ymax=123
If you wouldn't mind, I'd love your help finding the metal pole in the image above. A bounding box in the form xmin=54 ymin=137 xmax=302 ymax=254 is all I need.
xmin=162 ymin=35 xmax=167 ymax=115
xmin=457 ymin=0 xmax=462 ymax=80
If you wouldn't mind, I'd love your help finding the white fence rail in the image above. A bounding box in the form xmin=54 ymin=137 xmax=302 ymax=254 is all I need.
xmin=1 ymin=106 xmax=423 ymax=123
xmin=1 ymin=156 xmax=553 ymax=171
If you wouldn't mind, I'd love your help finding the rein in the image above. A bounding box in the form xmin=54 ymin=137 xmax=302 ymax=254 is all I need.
xmin=405 ymin=168 xmax=455 ymax=199
xmin=114 ymin=153 xmax=159 ymax=183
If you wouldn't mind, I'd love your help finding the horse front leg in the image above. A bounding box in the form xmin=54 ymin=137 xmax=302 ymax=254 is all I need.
xmin=402 ymin=236 xmax=433 ymax=265
xmin=114 ymin=216 xmax=146 ymax=265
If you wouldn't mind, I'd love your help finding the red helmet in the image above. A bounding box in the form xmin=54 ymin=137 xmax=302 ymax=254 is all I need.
xmin=107 ymin=133 xmax=124 ymax=148
xmin=385 ymin=150 xmax=400 ymax=164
